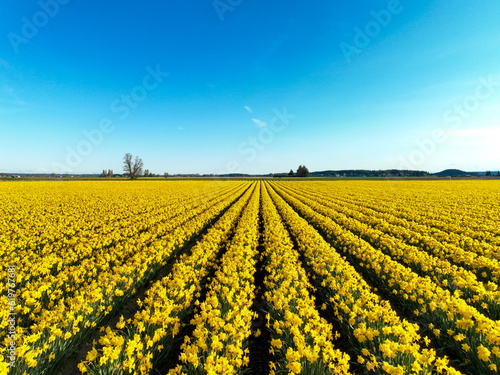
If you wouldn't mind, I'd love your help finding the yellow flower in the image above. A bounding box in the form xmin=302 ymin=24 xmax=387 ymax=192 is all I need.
xmin=454 ymin=333 xmax=465 ymax=342
xmin=366 ymin=361 xmax=378 ymax=371
xmin=477 ymin=345 xmax=491 ymax=362
xmin=411 ymin=361 xmax=422 ymax=372
xmin=270 ymin=339 xmax=282 ymax=349
xmin=286 ymin=361 xmax=301 ymax=374
xmin=77 ymin=362 xmax=88 ymax=373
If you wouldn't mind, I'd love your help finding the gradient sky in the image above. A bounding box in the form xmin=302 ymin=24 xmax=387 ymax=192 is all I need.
xmin=1 ymin=0 xmax=499 ymax=174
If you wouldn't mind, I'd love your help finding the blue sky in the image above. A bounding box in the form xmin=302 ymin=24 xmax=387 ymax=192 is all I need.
xmin=1 ymin=0 xmax=499 ymax=174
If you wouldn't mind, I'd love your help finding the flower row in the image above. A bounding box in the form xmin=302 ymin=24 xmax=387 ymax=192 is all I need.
xmin=0 ymin=181 xmax=251 ymax=374
xmin=271 ymin=183 xmax=500 ymax=375
xmin=275 ymin=183 xmax=500 ymax=319
xmin=261 ymin=183 xmax=351 ymax=375
xmin=267 ymin=183 xmax=460 ymax=375
xmin=171 ymin=181 xmax=261 ymax=374
xmin=80 ymin=183 xmax=256 ymax=374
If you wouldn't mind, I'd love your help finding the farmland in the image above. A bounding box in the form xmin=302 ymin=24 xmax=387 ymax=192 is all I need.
xmin=1 ymin=180 xmax=499 ymax=375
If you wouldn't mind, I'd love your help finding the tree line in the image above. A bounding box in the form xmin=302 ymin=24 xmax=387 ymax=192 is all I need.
xmin=273 ymin=165 xmax=310 ymax=178
xmin=100 ymin=154 xmax=312 ymax=179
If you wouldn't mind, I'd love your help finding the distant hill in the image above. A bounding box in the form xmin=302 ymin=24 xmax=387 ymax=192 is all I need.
xmin=430 ymin=169 xmax=479 ymax=177
xmin=309 ymin=169 xmax=428 ymax=177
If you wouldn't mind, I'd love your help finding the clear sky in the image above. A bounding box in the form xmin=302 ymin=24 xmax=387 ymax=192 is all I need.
xmin=1 ymin=0 xmax=499 ymax=174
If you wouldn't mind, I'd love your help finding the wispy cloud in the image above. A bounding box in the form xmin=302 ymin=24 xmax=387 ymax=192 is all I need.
xmin=244 ymin=106 xmax=252 ymax=113
xmin=0 ymin=84 xmax=29 ymax=111
xmin=447 ymin=126 xmax=500 ymax=145
xmin=252 ymin=118 xmax=267 ymax=127
xmin=0 ymin=107 xmax=26 ymax=115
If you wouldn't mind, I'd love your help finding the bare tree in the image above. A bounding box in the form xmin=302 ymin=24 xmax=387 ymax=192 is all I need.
xmin=123 ymin=153 xmax=144 ymax=179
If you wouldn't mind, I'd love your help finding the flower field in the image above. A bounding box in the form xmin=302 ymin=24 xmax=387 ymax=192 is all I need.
xmin=1 ymin=179 xmax=499 ymax=375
